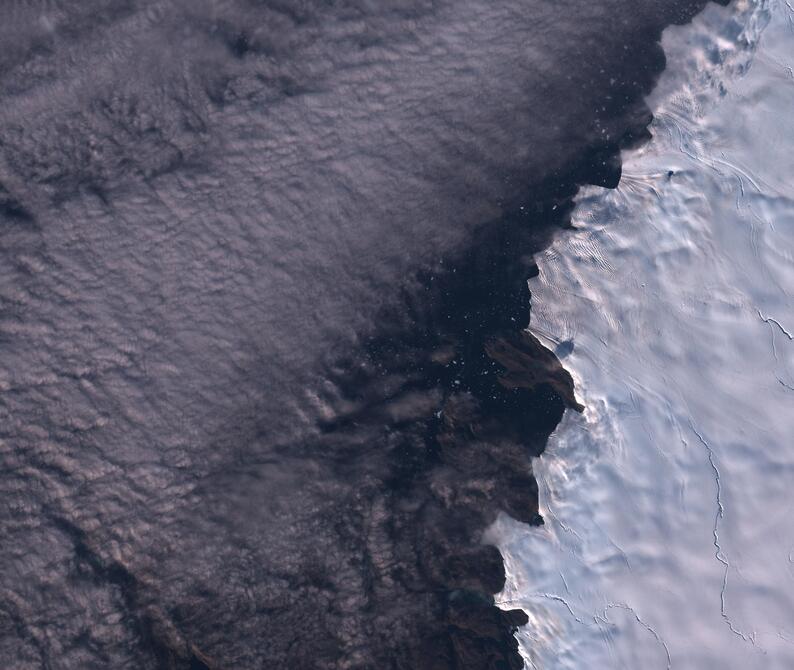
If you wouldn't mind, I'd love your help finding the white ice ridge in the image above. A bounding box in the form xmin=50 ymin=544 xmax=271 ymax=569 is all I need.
xmin=758 ymin=309 xmax=794 ymax=340
xmin=493 ymin=0 xmax=794 ymax=667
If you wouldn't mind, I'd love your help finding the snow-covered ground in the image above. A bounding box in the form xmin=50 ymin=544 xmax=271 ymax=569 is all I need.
xmin=491 ymin=1 xmax=794 ymax=667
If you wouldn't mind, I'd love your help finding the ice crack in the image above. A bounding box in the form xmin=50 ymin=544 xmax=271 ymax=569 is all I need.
xmin=777 ymin=376 xmax=794 ymax=392
xmin=598 ymin=602 xmax=671 ymax=670
xmin=689 ymin=421 xmax=758 ymax=647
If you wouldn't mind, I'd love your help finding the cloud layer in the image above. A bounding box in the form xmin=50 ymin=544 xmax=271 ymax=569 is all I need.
xmin=0 ymin=1 xmax=724 ymax=667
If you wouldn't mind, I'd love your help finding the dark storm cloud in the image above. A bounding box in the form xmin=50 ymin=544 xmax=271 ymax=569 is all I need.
xmin=0 ymin=1 xmax=724 ymax=668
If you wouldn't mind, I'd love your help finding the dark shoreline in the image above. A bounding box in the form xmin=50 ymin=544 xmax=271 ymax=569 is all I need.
xmin=298 ymin=8 xmax=729 ymax=668
xmin=311 ymin=142 xmax=642 ymax=670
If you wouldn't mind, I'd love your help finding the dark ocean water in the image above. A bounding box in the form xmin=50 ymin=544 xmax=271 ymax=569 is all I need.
xmin=0 ymin=2 xmax=730 ymax=668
